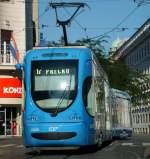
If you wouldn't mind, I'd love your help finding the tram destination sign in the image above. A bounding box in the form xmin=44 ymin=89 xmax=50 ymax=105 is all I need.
xmin=35 ymin=68 xmax=73 ymax=76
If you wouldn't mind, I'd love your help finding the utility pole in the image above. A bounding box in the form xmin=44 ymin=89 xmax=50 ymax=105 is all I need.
xmin=49 ymin=2 xmax=88 ymax=46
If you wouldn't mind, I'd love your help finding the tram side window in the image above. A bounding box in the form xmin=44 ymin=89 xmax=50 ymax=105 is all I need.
xmin=82 ymin=76 xmax=94 ymax=116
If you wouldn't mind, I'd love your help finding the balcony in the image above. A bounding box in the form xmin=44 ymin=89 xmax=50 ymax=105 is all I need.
xmin=0 ymin=52 xmax=16 ymax=65
xmin=0 ymin=42 xmax=23 ymax=70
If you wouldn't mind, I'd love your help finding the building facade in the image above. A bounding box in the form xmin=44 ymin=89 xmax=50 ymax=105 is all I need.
xmin=32 ymin=0 xmax=39 ymax=47
xmin=132 ymin=106 xmax=150 ymax=134
xmin=113 ymin=18 xmax=150 ymax=134
xmin=0 ymin=0 xmax=34 ymax=136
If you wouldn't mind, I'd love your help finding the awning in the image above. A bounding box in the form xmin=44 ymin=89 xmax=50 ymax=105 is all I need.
xmin=0 ymin=98 xmax=22 ymax=105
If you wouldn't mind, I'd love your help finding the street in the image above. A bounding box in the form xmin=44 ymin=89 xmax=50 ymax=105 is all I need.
xmin=0 ymin=135 xmax=150 ymax=159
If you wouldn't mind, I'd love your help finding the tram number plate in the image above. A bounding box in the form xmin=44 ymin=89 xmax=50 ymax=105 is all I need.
xmin=48 ymin=127 xmax=58 ymax=132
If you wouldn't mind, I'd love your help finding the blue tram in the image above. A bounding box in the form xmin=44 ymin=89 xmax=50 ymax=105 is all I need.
xmin=22 ymin=47 xmax=112 ymax=148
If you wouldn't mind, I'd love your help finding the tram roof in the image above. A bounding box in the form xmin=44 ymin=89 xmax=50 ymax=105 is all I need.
xmin=33 ymin=46 xmax=88 ymax=50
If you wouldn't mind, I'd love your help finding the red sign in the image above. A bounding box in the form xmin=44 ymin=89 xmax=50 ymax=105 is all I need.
xmin=0 ymin=78 xmax=22 ymax=98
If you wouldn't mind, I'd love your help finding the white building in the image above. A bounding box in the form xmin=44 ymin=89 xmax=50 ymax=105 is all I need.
xmin=132 ymin=106 xmax=150 ymax=134
xmin=0 ymin=0 xmax=34 ymax=136
xmin=112 ymin=18 xmax=150 ymax=134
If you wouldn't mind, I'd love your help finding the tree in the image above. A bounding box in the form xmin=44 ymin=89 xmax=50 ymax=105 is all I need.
xmin=103 ymin=60 xmax=150 ymax=106
xmin=47 ymin=36 xmax=65 ymax=47
xmin=76 ymin=38 xmax=107 ymax=55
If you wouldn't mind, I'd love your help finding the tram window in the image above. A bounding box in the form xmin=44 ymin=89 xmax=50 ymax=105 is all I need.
xmin=83 ymin=76 xmax=92 ymax=106
xmin=82 ymin=76 xmax=94 ymax=116
xmin=31 ymin=60 xmax=78 ymax=113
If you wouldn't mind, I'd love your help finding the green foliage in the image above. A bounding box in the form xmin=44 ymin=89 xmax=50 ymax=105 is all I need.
xmin=76 ymin=38 xmax=107 ymax=55
xmin=47 ymin=36 xmax=65 ymax=47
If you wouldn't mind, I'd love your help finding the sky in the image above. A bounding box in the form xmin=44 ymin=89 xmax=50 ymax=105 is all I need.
xmin=38 ymin=0 xmax=150 ymax=53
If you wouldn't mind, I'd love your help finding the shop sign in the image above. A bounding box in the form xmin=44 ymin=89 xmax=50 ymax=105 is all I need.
xmin=0 ymin=78 xmax=22 ymax=98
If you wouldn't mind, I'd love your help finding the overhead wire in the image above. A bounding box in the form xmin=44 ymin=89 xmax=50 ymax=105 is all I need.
xmin=46 ymin=0 xmax=142 ymax=41
xmin=87 ymin=4 xmax=141 ymax=40
xmin=0 ymin=0 xmax=146 ymax=42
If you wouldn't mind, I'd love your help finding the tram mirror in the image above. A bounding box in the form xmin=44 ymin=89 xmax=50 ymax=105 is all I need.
xmin=15 ymin=63 xmax=23 ymax=70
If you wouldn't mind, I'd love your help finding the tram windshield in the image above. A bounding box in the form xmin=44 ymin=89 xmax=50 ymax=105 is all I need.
xmin=31 ymin=60 xmax=78 ymax=113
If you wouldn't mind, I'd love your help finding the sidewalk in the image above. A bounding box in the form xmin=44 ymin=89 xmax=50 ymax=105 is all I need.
xmin=0 ymin=135 xmax=21 ymax=139
xmin=133 ymin=135 xmax=150 ymax=159
xmin=0 ymin=136 xmax=23 ymax=147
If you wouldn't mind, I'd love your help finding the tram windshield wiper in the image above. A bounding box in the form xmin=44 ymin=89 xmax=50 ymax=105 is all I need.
xmin=51 ymin=76 xmax=72 ymax=117
xmin=51 ymin=87 xmax=68 ymax=117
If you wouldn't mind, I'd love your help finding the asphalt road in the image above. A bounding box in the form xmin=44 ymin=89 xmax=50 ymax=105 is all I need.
xmin=0 ymin=135 xmax=150 ymax=159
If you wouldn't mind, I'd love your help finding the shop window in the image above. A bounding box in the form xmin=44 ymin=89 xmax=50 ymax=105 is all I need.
xmin=6 ymin=108 xmax=17 ymax=136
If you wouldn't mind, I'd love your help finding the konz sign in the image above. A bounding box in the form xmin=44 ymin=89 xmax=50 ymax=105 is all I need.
xmin=0 ymin=78 xmax=22 ymax=98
